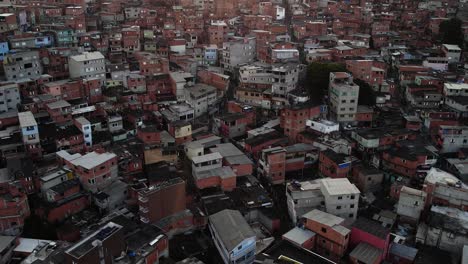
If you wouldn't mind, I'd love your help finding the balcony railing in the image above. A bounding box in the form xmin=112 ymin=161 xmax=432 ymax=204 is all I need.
xmin=138 ymin=196 xmax=148 ymax=203
xmin=140 ymin=216 xmax=149 ymax=224
xmin=139 ymin=206 xmax=149 ymax=213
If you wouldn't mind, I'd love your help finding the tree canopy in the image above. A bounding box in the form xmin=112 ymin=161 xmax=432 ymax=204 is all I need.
xmin=439 ymin=18 xmax=464 ymax=47
xmin=354 ymin=79 xmax=376 ymax=106
xmin=304 ymin=62 xmax=346 ymax=103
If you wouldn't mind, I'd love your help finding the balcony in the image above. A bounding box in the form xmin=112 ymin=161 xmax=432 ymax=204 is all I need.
xmin=138 ymin=196 xmax=148 ymax=203
xmin=140 ymin=216 xmax=149 ymax=224
xmin=139 ymin=206 xmax=149 ymax=213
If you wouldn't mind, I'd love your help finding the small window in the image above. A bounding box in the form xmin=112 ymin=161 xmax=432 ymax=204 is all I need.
xmin=350 ymin=195 xmax=355 ymax=199
xmin=338 ymin=196 xmax=342 ymax=200
xmin=321 ymin=227 xmax=327 ymax=233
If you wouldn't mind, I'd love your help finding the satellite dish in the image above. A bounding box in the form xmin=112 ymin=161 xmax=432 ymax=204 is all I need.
xmin=42 ymin=57 xmax=50 ymax=65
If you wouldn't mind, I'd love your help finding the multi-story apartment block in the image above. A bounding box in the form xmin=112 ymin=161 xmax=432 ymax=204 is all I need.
xmin=3 ymin=51 xmax=43 ymax=81
xmin=0 ymin=13 xmax=17 ymax=33
xmin=271 ymin=63 xmax=304 ymax=97
xmin=209 ymin=209 xmax=256 ymax=264
xmin=56 ymin=150 xmax=118 ymax=193
xmin=280 ymin=103 xmax=321 ymax=142
xmin=435 ymin=125 xmax=468 ymax=153
xmin=441 ymin=44 xmax=461 ymax=63
xmin=0 ymin=183 xmax=30 ymax=236
xmin=303 ymin=209 xmax=351 ymax=262
xmin=221 ymin=36 xmax=256 ymax=71
xmin=397 ymin=186 xmax=426 ymax=223
xmin=74 ymin=117 xmax=92 ymax=147
xmin=185 ymin=84 xmax=217 ymax=117
xmin=286 ymin=179 xmax=324 ymax=224
xmin=18 ymin=111 xmax=41 ymax=159
xmin=443 ymin=82 xmax=468 ymax=96
xmin=258 ymin=147 xmax=286 ymax=184
xmin=68 ymin=52 xmax=106 ymax=84
xmin=328 ymin=72 xmax=359 ymax=123
xmin=170 ymin=71 xmax=195 ymax=102
xmin=320 ymin=178 xmax=360 ymax=220
xmin=0 ymin=83 xmax=19 ymax=113
xmin=138 ymin=178 xmax=186 ymax=224
xmin=345 ymin=60 xmax=386 ymax=90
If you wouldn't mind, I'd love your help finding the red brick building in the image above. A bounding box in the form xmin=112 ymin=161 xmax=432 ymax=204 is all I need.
xmin=303 ymin=209 xmax=351 ymax=262
xmin=318 ymin=149 xmax=353 ymax=178
xmin=138 ymin=178 xmax=186 ymax=224
xmin=0 ymin=184 xmax=30 ymax=235
xmin=280 ymin=103 xmax=321 ymax=143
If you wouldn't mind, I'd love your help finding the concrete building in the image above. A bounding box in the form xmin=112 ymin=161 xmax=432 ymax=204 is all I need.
xmin=435 ymin=125 xmax=468 ymax=153
xmin=56 ymin=150 xmax=118 ymax=193
xmin=0 ymin=83 xmax=19 ymax=113
xmin=320 ymin=178 xmax=360 ymax=220
xmin=74 ymin=117 xmax=92 ymax=147
xmin=191 ymin=152 xmax=223 ymax=178
xmin=0 ymin=236 xmax=15 ymax=263
xmin=286 ymin=179 xmax=324 ymax=224
xmin=169 ymin=71 xmax=195 ymax=102
xmin=442 ymin=44 xmax=461 ymax=63
xmin=221 ymin=36 xmax=256 ymax=71
xmin=306 ymin=119 xmax=339 ymax=134
xmin=64 ymin=222 xmax=125 ymax=264
xmin=68 ymin=52 xmax=106 ymax=84
xmin=0 ymin=184 xmax=30 ymax=236
xmin=270 ymin=64 xmax=304 ymax=98
xmin=328 ymin=72 xmax=359 ymax=123
xmin=257 ymin=147 xmax=286 ymax=184
xmin=444 ymin=83 xmax=468 ymax=97
xmin=397 ymin=186 xmax=426 ymax=223
xmin=303 ymin=209 xmax=351 ymax=262
xmin=18 ymin=111 xmax=41 ymax=159
xmin=3 ymin=51 xmax=42 ymax=81
xmin=209 ymin=209 xmax=256 ymax=264
xmin=416 ymin=206 xmax=468 ymax=254
xmin=423 ymin=168 xmax=468 ymax=211
xmin=185 ymin=84 xmax=217 ymax=117
xmin=138 ymin=178 xmax=186 ymax=224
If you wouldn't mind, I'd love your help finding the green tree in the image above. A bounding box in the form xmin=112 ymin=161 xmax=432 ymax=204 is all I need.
xmin=439 ymin=18 xmax=464 ymax=47
xmin=355 ymin=79 xmax=376 ymax=106
xmin=304 ymin=62 xmax=346 ymax=103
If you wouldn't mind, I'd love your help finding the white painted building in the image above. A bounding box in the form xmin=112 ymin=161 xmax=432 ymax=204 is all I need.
xmin=74 ymin=117 xmax=92 ymax=147
xmin=185 ymin=84 xmax=217 ymax=117
xmin=328 ymin=72 xmax=360 ymax=123
xmin=320 ymin=178 xmax=360 ymax=220
xmin=397 ymin=186 xmax=426 ymax=223
xmin=209 ymin=209 xmax=256 ymax=264
xmin=68 ymin=51 xmax=106 ymax=84
xmin=286 ymin=179 xmax=325 ymax=224
xmin=0 ymin=83 xmax=20 ymax=113
xmin=442 ymin=44 xmax=461 ymax=63
xmin=306 ymin=119 xmax=340 ymax=134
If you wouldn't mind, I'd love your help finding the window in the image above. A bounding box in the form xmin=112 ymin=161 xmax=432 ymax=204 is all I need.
xmin=349 ymin=213 xmax=354 ymax=218
xmin=336 ymin=206 xmax=342 ymax=209
xmin=338 ymin=196 xmax=342 ymax=200
xmin=238 ymin=245 xmax=242 ymax=250
xmin=321 ymin=227 xmax=327 ymax=233
xmin=350 ymin=204 xmax=355 ymax=208
xmin=350 ymin=195 xmax=355 ymax=199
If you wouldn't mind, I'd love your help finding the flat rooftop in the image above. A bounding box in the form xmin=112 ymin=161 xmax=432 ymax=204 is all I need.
xmin=66 ymin=222 xmax=122 ymax=259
